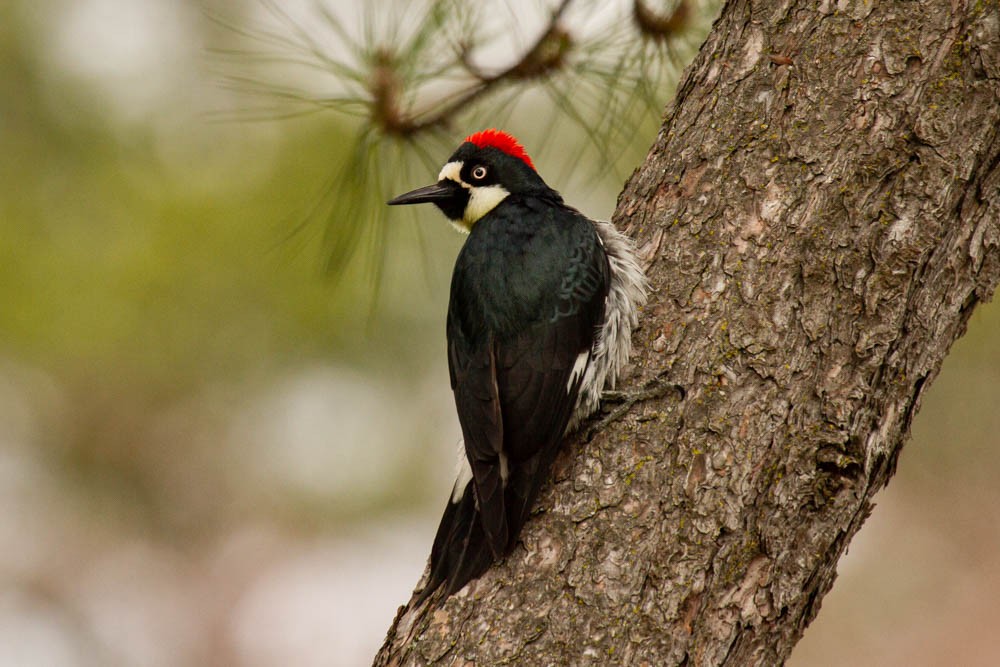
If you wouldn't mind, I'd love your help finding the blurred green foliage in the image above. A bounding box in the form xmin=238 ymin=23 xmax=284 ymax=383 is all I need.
xmin=0 ymin=77 xmax=413 ymax=386
xmin=0 ymin=1 xmax=470 ymax=541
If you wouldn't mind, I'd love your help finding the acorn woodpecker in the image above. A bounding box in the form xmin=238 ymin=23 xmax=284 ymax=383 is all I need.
xmin=388 ymin=129 xmax=647 ymax=603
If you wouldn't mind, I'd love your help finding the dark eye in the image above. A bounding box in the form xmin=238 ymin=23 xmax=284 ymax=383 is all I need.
xmin=471 ymin=165 xmax=488 ymax=181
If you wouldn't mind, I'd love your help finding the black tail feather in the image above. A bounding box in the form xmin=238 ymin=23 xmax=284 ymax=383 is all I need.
xmin=414 ymin=449 xmax=559 ymax=607
xmin=414 ymin=480 xmax=493 ymax=607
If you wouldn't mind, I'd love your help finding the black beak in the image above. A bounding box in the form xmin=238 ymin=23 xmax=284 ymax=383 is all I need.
xmin=387 ymin=181 xmax=460 ymax=206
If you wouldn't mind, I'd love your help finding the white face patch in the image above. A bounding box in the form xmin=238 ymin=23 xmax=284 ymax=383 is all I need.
xmin=436 ymin=160 xmax=510 ymax=231
xmin=438 ymin=160 xmax=463 ymax=182
xmin=464 ymin=185 xmax=510 ymax=227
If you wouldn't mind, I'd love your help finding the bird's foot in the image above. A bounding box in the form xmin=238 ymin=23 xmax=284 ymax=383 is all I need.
xmin=585 ymin=375 xmax=684 ymax=441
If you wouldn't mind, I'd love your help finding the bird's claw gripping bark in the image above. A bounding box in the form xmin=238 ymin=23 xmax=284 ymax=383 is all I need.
xmin=585 ymin=375 xmax=684 ymax=441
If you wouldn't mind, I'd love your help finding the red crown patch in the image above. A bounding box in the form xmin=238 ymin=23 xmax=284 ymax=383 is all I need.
xmin=463 ymin=129 xmax=535 ymax=171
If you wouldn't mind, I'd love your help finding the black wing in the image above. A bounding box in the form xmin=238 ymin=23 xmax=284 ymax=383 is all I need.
xmin=449 ymin=334 xmax=508 ymax=555
xmin=450 ymin=311 xmax=598 ymax=556
xmin=418 ymin=200 xmax=609 ymax=601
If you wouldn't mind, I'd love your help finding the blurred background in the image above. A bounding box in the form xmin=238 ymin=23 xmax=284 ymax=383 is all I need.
xmin=0 ymin=1 xmax=997 ymax=665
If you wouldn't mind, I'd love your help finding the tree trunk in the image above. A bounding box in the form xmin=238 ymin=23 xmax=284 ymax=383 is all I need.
xmin=375 ymin=0 xmax=1000 ymax=664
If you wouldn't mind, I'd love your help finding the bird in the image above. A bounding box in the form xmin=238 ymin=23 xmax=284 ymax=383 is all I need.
xmin=388 ymin=129 xmax=647 ymax=604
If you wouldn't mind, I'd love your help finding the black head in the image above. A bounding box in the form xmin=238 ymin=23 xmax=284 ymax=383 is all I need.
xmin=387 ymin=129 xmax=550 ymax=231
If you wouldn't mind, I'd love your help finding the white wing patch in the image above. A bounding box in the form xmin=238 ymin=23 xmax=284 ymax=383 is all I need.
xmin=567 ymin=351 xmax=590 ymax=392
xmin=451 ymin=440 xmax=474 ymax=503
xmin=450 ymin=441 xmax=508 ymax=502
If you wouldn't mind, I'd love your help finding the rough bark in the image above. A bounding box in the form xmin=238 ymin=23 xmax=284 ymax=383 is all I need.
xmin=376 ymin=0 xmax=1000 ymax=664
